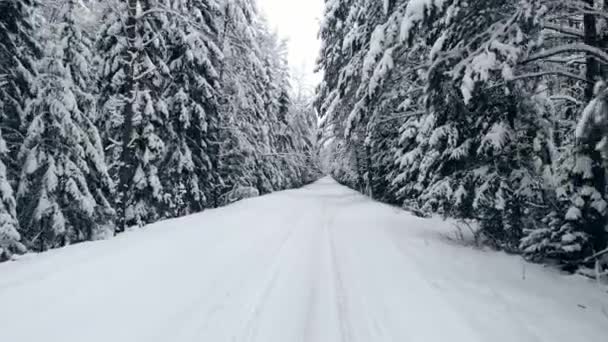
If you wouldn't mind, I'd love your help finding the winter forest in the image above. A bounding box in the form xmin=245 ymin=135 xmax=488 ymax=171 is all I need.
xmin=3 ymin=0 xmax=608 ymax=282
xmin=2 ymin=0 xmax=608 ymax=340
xmin=317 ymin=0 xmax=608 ymax=275
xmin=0 ymin=0 xmax=319 ymax=260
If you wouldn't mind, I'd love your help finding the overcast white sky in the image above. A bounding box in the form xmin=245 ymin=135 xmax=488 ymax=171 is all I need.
xmin=257 ymin=0 xmax=324 ymax=87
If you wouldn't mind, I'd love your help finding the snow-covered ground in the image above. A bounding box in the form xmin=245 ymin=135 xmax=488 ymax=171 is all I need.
xmin=1 ymin=177 xmax=607 ymax=341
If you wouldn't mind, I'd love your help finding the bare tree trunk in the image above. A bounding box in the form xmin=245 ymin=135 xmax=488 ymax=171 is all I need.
xmin=354 ymin=141 xmax=365 ymax=193
xmin=584 ymin=0 xmax=600 ymax=100
xmin=601 ymin=0 xmax=608 ymax=78
xmin=365 ymin=143 xmax=373 ymax=198
xmin=117 ymin=0 xmax=139 ymax=230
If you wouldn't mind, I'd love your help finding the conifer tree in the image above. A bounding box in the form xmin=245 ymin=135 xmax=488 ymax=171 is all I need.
xmin=98 ymin=0 xmax=172 ymax=228
xmin=17 ymin=0 xmax=114 ymax=251
xmin=0 ymin=131 xmax=24 ymax=260
xmin=217 ymin=0 xmax=267 ymax=198
xmin=0 ymin=0 xmax=41 ymax=182
xmin=162 ymin=0 xmax=222 ymax=215
xmin=0 ymin=0 xmax=42 ymax=259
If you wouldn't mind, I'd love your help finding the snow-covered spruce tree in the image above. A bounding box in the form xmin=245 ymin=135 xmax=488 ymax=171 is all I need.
xmin=560 ymin=2 xmax=608 ymax=265
xmin=366 ymin=92 xmax=406 ymax=204
xmin=260 ymin=32 xmax=291 ymax=189
xmin=0 ymin=0 xmax=41 ymax=259
xmin=315 ymin=0 xmax=362 ymax=189
xmin=288 ymin=86 xmax=321 ymax=186
xmin=384 ymin=0 xmax=546 ymax=249
xmin=216 ymin=0 xmax=319 ymax=201
xmin=347 ymin=2 xmax=423 ymax=203
xmin=162 ymin=0 xmax=222 ymax=216
xmin=525 ymin=83 xmax=608 ymax=264
xmin=519 ymin=0 xmax=608 ymax=265
xmin=0 ymin=0 xmax=41 ymax=183
xmin=0 ymin=131 xmax=25 ymax=261
xmin=253 ymin=24 xmax=282 ymax=193
xmin=274 ymin=40 xmax=321 ymax=189
xmin=215 ymin=0 xmax=266 ymax=200
xmin=257 ymin=25 xmax=301 ymax=192
xmin=98 ymin=0 xmax=173 ymax=228
xmin=217 ymin=2 xmax=287 ymax=197
xmin=519 ymin=89 xmax=588 ymax=262
xmin=272 ymin=39 xmax=300 ymax=185
xmin=319 ymin=0 xmax=423 ymax=195
xmin=17 ymin=0 xmax=114 ymax=251
xmin=315 ymin=0 xmax=358 ymax=131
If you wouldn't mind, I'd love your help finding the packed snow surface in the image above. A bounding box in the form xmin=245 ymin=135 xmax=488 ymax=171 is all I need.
xmin=1 ymin=177 xmax=607 ymax=341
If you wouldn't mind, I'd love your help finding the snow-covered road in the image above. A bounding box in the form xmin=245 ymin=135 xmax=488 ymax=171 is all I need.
xmin=1 ymin=177 xmax=607 ymax=341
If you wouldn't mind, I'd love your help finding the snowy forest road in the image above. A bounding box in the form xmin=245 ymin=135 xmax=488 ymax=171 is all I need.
xmin=1 ymin=178 xmax=607 ymax=341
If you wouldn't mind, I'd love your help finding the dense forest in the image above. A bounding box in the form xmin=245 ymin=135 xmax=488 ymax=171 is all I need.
xmin=0 ymin=0 xmax=319 ymax=260
xmin=316 ymin=0 xmax=608 ymax=273
xmin=3 ymin=0 xmax=608 ymax=277
xmin=2 ymin=1 xmax=607 ymax=339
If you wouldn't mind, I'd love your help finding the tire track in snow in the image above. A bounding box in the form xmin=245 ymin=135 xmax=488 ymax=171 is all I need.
xmin=167 ymin=208 xmax=302 ymax=341
xmin=237 ymin=211 xmax=301 ymax=341
xmin=300 ymin=200 xmax=335 ymax=342
xmin=328 ymin=210 xmax=399 ymax=342
xmin=300 ymin=203 xmax=324 ymax=342
xmin=169 ymin=232 xmax=283 ymax=339
xmin=327 ymin=210 xmax=355 ymax=342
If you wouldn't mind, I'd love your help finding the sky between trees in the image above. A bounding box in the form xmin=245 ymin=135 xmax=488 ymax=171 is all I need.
xmin=258 ymin=0 xmax=323 ymax=87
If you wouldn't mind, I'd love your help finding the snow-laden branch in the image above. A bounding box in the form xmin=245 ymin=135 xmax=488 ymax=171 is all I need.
xmin=375 ymin=110 xmax=426 ymax=124
xmin=511 ymin=70 xmax=590 ymax=84
xmin=558 ymin=1 xmax=608 ymax=20
xmin=523 ymin=43 xmax=608 ymax=65
xmin=542 ymin=23 xmax=584 ymax=38
xmin=583 ymin=247 xmax=608 ymax=263
xmin=549 ymin=95 xmax=582 ymax=105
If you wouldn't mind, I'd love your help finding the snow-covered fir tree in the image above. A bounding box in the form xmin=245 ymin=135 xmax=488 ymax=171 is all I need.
xmin=17 ymin=0 xmax=114 ymax=251
xmin=316 ymin=0 xmax=370 ymax=191
xmin=97 ymin=0 xmax=173 ymax=228
xmin=162 ymin=0 xmax=222 ymax=215
xmin=0 ymin=0 xmax=41 ymax=187
xmin=0 ymin=130 xmax=24 ymax=261
xmin=216 ymin=0 xmax=267 ymax=199
xmin=0 ymin=0 xmax=40 ymax=255
xmin=216 ymin=0 xmax=318 ymax=202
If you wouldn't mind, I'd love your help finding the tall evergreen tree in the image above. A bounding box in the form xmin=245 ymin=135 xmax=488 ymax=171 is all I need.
xmin=162 ymin=0 xmax=222 ymax=216
xmin=217 ymin=0 xmax=267 ymax=197
xmin=98 ymin=0 xmax=172 ymax=228
xmin=0 ymin=0 xmax=39 ymax=126
xmin=0 ymin=0 xmax=40 ymax=254
xmin=17 ymin=0 xmax=114 ymax=251
xmin=0 ymin=130 xmax=24 ymax=260
xmin=0 ymin=0 xmax=41 ymax=187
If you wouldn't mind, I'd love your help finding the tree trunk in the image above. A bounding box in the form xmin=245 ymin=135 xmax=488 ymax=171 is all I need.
xmin=354 ymin=141 xmax=365 ymax=192
xmin=584 ymin=0 xmax=600 ymax=100
xmin=117 ymin=0 xmax=139 ymax=230
xmin=601 ymin=0 xmax=608 ymax=78
xmin=365 ymin=143 xmax=373 ymax=198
